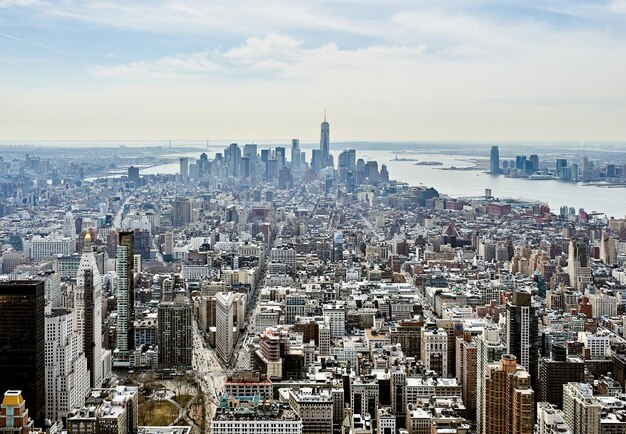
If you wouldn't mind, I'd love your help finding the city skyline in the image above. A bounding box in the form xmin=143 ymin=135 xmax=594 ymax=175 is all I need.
xmin=1 ymin=0 xmax=626 ymax=141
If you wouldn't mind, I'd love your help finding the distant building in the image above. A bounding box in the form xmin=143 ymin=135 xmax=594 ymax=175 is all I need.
xmin=171 ymin=197 xmax=192 ymax=228
xmin=320 ymin=113 xmax=330 ymax=169
xmin=490 ymin=146 xmax=500 ymax=174
xmin=567 ymin=239 xmax=592 ymax=292
xmin=127 ymin=166 xmax=139 ymax=185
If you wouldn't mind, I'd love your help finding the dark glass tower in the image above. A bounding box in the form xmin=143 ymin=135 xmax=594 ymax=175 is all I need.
xmin=0 ymin=280 xmax=46 ymax=426
xmin=506 ymin=290 xmax=540 ymax=392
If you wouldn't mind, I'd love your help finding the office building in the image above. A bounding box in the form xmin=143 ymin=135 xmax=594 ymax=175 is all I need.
xmin=562 ymin=382 xmax=600 ymax=434
xmin=75 ymin=233 xmax=103 ymax=387
xmin=127 ymin=166 xmax=139 ymax=185
xmin=537 ymin=402 xmax=571 ymax=434
xmin=538 ymin=343 xmax=584 ymax=409
xmin=291 ymin=139 xmax=301 ymax=169
xmin=456 ymin=331 xmax=478 ymax=421
xmin=211 ymin=395 xmax=301 ymax=434
xmin=482 ymin=354 xmax=534 ymax=434
xmin=421 ymin=327 xmax=448 ymax=377
xmin=505 ymin=290 xmax=540 ymax=390
xmin=179 ymin=157 xmax=188 ymax=183
xmin=158 ymin=293 xmax=193 ymax=368
xmin=216 ymin=292 xmax=235 ymax=363
xmin=114 ymin=231 xmax=134 ymax=367
xmin=223 ymin=371 xmax=273 ymax=399
xmin=171 ymin=197 xmax=192 ymax=228
xmin=44 ymin=308 xmax=90 ymax=421
xmin=288 ymin=388 xmax=333 ymax=434
xmin=476 ymin=322 xmax=508 ymax=434
xmin=568 ymin=239 xmax=592 ymax=292
xmin=66 ymin=387 xmax=138 ymax=434
xmin=490 ymin=146 xmax=500 ymax=174
xmin=320 ymin=113 xmax=330 ymax=169
xmin=0 ymin=280 xmax=46 ymax=427
xmin=28 ymin=235 xmax=74 ymax=261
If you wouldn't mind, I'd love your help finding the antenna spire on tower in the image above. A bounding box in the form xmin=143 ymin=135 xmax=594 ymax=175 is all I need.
xmin=324 ymin=108 xmax=327 ymax=122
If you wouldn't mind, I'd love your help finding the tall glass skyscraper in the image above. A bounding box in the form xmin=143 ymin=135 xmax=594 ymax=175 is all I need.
xmin=320 ymin=112 xmax=330 ymax=169
xmin=490 ymin=146 xmax=500 ymax=174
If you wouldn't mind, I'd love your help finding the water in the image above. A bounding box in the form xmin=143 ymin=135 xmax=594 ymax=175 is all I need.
xmin=133 ymin=149 xmax=626 ymax=218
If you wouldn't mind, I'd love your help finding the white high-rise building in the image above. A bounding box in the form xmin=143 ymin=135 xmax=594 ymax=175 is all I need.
xmin=563 ymin=382 xmax=600 ymax=434
xmin=45 ymin=308 xmax=90 ymax=422
xmin=75 ymin=233 xmax=103 ymax=388
xmin=216 ymin=292 xmax=235 ymax=363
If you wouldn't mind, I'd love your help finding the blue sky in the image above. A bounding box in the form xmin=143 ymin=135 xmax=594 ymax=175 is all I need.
xmin=1 ymin=0 xmax=626 ymax=142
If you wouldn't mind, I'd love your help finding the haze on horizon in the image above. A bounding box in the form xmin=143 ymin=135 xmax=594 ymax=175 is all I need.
xmin=1 ymin=0 xmax=626 ymax=143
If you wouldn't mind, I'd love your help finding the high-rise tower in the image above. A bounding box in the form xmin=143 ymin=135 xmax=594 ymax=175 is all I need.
xmin=490 ymin=146 xmax=500 ymax=174
xmin=114 ymin=231 xmax=134 ymax=367
xmin=505 ymin=290 xmax=540 ymax=391
xmin=0 ymin=280 xmax=46 ymax=427
xmin=75 ymin=233 xmax=103 ymax=387
xmin=320 ymin=111 xmax=330 ymax=169
xmin=482 ymin=354 xmax=534 ymax=434
xmin=568 ymin=239 xmax=592 ymax=292
xmin=179 ymin=157 xmax=189 ymax=183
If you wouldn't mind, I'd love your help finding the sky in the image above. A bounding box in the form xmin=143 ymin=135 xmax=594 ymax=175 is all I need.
xmin=1 ymin=0 xmax=626 ymax=143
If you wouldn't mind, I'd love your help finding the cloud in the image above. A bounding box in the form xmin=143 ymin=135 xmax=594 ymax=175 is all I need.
xmin=90 ymin=33 xmax=427 ymax=81
xmin=91 ymin=51 xmax=220 ymax=79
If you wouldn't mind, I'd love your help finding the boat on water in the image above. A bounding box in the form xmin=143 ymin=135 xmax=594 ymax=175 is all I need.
xmin=528 ymin=174 xmax=556 ymax=180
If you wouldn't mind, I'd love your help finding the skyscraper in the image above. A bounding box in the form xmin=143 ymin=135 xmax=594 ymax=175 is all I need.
xmin=482 ymin=354 xmax=534 ymax=434
xmin=179 ymin=157 xmax=189 ymax=183
xmin=127 ymin=166 xmax=140 ymax=185
xmin=44 ymin=308 xmax=90 ymax=421
xmin=114 ymin=231 xmax=134 ymax=367
xmin=490 ymin=146 xmax=500 ymax=174
xmin=172 ymin=197 xmax=192 ymax=228
xmin=320 ymin=112 xmax=330 ymax=169
xmin=75 ymin=233 xmax=103 ymax=387
xmin=291 ymin=139 xmax=301 ymax=169
xmin=0 ymin=280 xmax=46 ymax=426
xmin=505 ymin=290 xmax=540 ymax=391
xmin=476 ymin=322 xmax=508 ymax=434
xmin=216 ymin=292 xmax=235 ymax=363
xmin=568 ymin=239 xmax=592 ymax=292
